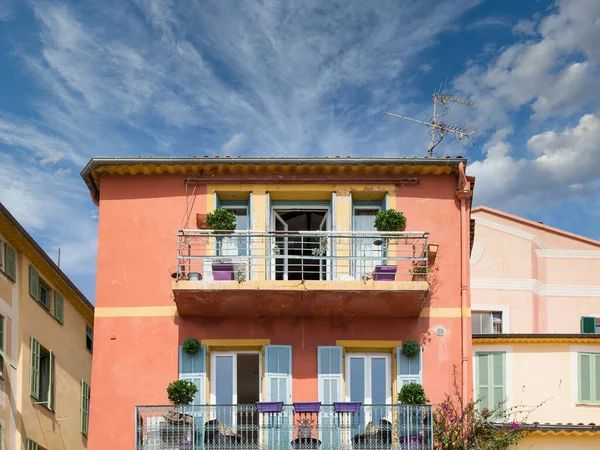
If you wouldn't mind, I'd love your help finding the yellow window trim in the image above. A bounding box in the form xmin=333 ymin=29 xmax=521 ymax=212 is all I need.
xmin=201 ymin=339 xmax=270 ymax=347
xmin=336 ymin=340 xmax=402 ymax=349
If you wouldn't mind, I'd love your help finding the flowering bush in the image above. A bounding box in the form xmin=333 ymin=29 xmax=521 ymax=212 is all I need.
xmin=433 ymin=368 xmax=532 ymax=450
xmin=411 ymin=260 xmax=439 ymax=274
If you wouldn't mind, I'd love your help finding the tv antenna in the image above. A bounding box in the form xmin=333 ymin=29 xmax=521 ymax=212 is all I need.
xmin=384 ymin=88 xmax=478 ymax=156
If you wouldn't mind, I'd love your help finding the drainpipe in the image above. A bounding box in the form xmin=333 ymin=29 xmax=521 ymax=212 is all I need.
xmin=456 ymin=163 xmax=472 ymax=408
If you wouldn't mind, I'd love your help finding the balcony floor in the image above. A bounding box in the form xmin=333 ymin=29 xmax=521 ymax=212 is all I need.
xmin=173 ymin=279 xmax=429 ymax=317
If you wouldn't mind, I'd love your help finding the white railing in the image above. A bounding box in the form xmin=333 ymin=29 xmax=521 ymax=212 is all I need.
xmin=175 ymin=230 xmax=430 ymax=283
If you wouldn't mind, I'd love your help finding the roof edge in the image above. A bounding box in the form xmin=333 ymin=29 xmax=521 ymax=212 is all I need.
xmin=472 ymin=205 xmax=600 ymax=248
xmin=0 ymin=202 xmax=94 ymax=313
xmin=81 ymin=156 xmax=468 ymax=205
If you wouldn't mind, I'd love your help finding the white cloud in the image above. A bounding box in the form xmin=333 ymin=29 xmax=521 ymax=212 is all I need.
xmin=222 ymin=133 xmax=247 ymax=154
xmin=512 ymin=19 xmax=537 ymax=36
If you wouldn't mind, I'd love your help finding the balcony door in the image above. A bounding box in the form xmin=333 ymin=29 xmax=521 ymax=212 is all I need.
xmin=352 ymin=207 xmax=381 ymax=279
xmin=271 ymin=207 xmax=329 ymax=281
xmin=345 ymin=353 xmax=392 ymax=432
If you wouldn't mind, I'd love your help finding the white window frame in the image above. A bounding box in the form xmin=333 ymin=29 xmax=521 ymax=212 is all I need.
xmin=209 ymin=351 xmax=262 ymax=406
xmin=472 ymin=304 xmax=510 ymax=334
xmin=344 ymin=353 xmax=392 ymax=404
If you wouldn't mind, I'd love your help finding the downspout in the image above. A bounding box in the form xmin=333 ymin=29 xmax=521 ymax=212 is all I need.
xmin=456 ymin=162 xmax=472 ymax=408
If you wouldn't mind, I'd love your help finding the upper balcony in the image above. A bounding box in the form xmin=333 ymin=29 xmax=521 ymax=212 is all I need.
xmin=172 ymin=230 xmax=433 ymax=317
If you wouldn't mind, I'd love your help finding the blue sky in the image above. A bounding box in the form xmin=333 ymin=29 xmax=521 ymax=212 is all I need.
xmin=1 ymin=0 xmax=599 ymax=302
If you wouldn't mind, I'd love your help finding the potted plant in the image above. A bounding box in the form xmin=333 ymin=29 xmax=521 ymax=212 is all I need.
xmin=205 ymin=209 xmax=237 ymax=280
xmin=163 ymin=380 xmax=199 ymax=444
xmin=397 ymin=383 xmax=429 ymax=450
xmin=372 ymin=209 xmax=406 ymax=280
xmin=410 ymin=260 xmax=438 ymax=281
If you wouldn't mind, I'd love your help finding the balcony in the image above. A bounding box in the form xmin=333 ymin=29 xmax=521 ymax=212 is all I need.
xmin=135 ymin=404 xmax=433 ymax=450
xmin=172 ymin=230 xmax=431 ymax=317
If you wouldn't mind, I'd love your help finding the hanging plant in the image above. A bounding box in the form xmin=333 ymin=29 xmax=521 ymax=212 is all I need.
xmin=402 ymin=340 xmax=420 ymax=358
xmin=182 ymin=337 xmax=200 ymax=355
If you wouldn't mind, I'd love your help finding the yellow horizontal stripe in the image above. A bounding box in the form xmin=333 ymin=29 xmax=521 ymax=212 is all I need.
xmin=420 ymin=307 xmax=470 ymax=318
xmin=95 ymin=306 xmax=178 ymax=317
xmin=336 ymin=340 xmax=402 ymax=348
xmin=202 ymin=339 xmax=270 ymax=347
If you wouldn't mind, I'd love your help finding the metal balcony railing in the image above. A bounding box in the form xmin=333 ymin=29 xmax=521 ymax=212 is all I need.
xmin=135 ymin=404 xmax=433 ymax=450
xmin=176 ymin=230 xmax=430 ymax=283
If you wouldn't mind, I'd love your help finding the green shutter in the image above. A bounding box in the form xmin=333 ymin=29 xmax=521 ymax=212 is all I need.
xmin=29 ymin=337 xmax=40 ymax=400
xmin=594 ymin=354 xmax=600 ymax=404
xmin=0 ymin=316 xmax=4 ymax=378
xmin=81 ymin=380 xmax=90 ymax=435
xmin=29 ymin=266 xmax=40 ymax=301
xmin=54 ymin=292 xmax=64 ymax=324
xmin=27 ymin=439 xmax=38 ymax=450
xmin=48 ymin=350 xmax=55 ymax=410
xmin=476 ymin=353 xmax=490 ymax=410
xmin=581 ymin=317 xmax=597 ymax=334
xmin=579 ymin=353 xmax=593 ymax=403
xmin=492 ymin=353 xmax=506 ymax=408
xmin=4 ymin=243 xmax=16 ymax=281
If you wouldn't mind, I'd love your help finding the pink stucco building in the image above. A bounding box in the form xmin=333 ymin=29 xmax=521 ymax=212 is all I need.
xmin=471 ymin=206 xmax=600 ymax=449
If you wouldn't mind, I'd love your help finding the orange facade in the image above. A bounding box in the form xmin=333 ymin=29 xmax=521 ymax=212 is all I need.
xmin=85 ymin=159 xmax=474 ymax=449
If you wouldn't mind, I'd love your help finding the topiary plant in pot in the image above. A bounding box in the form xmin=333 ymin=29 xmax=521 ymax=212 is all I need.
xmin=398 ymin=383 xmax=429 ymax=448
xmin=165 ymin=380 xmax=199 ymax=428
xmin=372 ymin=209 xmax=407 ymax=281
xmin=205 ymin=208 xmax=237 ymax=280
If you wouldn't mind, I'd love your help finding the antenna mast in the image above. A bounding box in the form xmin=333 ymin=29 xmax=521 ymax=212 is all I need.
xmin=385 ymin=89 xmax=478 ymax=156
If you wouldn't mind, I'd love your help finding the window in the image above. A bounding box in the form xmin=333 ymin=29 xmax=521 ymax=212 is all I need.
xmin=1 ymin=242 xmax=16 ymax=281
xmin=475 ymin=352 xmax=505 ymax=411
xmin=473 ymin=312 xmax=503 ymax=334
xmin=81 ymin=380 xmax=91 ymax=435
xmin=29 ymin=337 xmax=55 ymax=410
xmin=578 ymin=352 xmax=600 ymax=404
xmin=86 ymin=324 xmax=93 ymax=352
xmin=581 ymin=317 xmax=599 ymax=334
xmin=29 ymin=266 xmax=52 ymax=311
xmin=0 ymin=315 xmax=4 ymax=378
xmin=27 ymin=439 xmax=39 ymax=450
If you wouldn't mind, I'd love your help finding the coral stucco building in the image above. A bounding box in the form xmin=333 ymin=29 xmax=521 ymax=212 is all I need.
xmin=82 ymin=157 xmax=475 ymax=450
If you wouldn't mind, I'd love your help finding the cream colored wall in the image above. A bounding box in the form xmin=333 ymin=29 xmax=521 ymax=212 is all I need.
xmin=518 ymin=435 xmax=600 ymax=449
xmin=18 ymin=252 xmax=92 ymax=450
xmin=471 ymin=210 xmax=600 ymax=333
xmin=474 ymin=343 xmax=600 ymax=426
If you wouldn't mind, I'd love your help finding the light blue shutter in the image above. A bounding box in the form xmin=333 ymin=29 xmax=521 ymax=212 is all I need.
xmin=265 ymin=345 xmax=292 ymax=403
xmin=396 ymin=346 xmax=422 ymax=388
xmin=179 ymin=344 xmax=206 ymax=404
xmin=318 ymin=346 xmax=343 ymax=450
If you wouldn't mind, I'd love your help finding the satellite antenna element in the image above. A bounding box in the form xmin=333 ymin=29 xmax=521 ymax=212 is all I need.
xmin=384 ymin=89 xmax=478 ymax=156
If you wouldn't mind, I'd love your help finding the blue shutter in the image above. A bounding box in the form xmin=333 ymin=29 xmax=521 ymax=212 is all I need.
xmin=179 ymin=344 xmax=206 ymax=404
xmin=396 ymin=346 xmax=422 ymax=388
xmin=265 ymin=345 xmax=292 ymax=403
xmin=318 ymin=346 xmax=343 ymax=449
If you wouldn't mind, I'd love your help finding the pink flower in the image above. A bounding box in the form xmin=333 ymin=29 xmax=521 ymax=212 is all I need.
xmin=510 ymin=421 xmax=520 ymax=430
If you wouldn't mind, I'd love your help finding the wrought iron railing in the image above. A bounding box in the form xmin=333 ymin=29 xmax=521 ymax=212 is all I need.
xmin=175 ymin=230 xmax=430 ymax=283
xmin=135 ymin=404 xmax=433 ymax=450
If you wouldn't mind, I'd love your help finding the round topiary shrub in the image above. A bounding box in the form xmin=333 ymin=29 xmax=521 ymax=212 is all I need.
xmin=374 ymin=209 xmax=406 ymax=232
xmin=182 ymin=337 xmax=200 ymax=355
xmin=167 ymin=379 xmax=199 ymax=405
xmin=402 ymin=340 xmax=420 ymax=358
xmin=397 ymin=383 xmax=429 ymax=405
xmin=205 ymin=208 xmax=237 ymax=232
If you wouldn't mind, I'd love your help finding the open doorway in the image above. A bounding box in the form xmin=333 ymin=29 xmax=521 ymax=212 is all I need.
xmin=273 ymin=209 xmax=329 ymax=280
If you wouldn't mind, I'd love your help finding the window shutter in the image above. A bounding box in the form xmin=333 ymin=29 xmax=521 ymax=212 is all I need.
xmin=49 ymin=350 xmax=55 ymax=410
xmin=30 ymin=337 xmax=40 ymax=400
xmin=396 ymin=346 xmax=422 ymax=388
xmin=178 ymin=344 xmax=206 ymax=404
xmin=0 ymin=316 xmax=4 ymax=378
xmin=54 ymin=292 xmax=64 ymax=324
xmin=29 ymin=266 xmax=40 ymax=301
xmin=581 ymin=317 xmax=597 ymax=334
xmin=594 ymin=354 xmax=600 ymax=404
xmin=491 ymin=353 xmax=506 ymax=408
xmin=476 ymin=353 xmax=490 ymax=410
xmin=81 ymin=380 xmax=90 ymax=435
xmin=265 ymin=345 xmax=292 ymax=403
xmin=579 ymin=353 xmax=593 ymax=403
xmin=27 ymin=439 xmax=38 ymax=450
xmin=4 ymin=243 xmax=16 ymax=281
xmin=318 ymin=346 xmax=343 ymax=403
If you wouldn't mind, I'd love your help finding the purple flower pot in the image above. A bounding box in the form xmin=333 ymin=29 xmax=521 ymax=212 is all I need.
xmin=294 ymin=402 xmax=321 ymax=413
xmin=334 ymin=402 xmax=362 ymax=413
xmin=373 ymin=265 xmax=397 ymax=281
xmin=256 ymin=401 xmax=283 ymax=413
xmin=212 ymin=263 xmax=235 ymax=280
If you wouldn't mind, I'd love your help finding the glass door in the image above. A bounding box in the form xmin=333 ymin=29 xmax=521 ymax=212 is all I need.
xmin=273 ymin=211 xmax=288 ymax=280
xmin=352 ymin=208 xmax=380 ymax=279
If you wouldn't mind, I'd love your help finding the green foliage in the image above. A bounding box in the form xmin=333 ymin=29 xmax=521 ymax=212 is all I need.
xmin=167 ymin=380 xmax=198 ymax=405
xmin=374 ymin=209 xmax=406 ymax=232
xmin=182 ymin=337 xmax=200 ymax=355
xmin=397 ymin=383 xmax=429 ymax=405
xmin=205 ymin=208 xmax=237 ymax=231
xmin=402 ymin=340 xmax=421 ymax=357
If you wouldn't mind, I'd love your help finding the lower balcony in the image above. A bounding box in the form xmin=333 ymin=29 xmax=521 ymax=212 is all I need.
xmin=173 ymin=231 xmax=433 ymax=317
xmin=136 ymin=404 xmax=433 ymax=450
